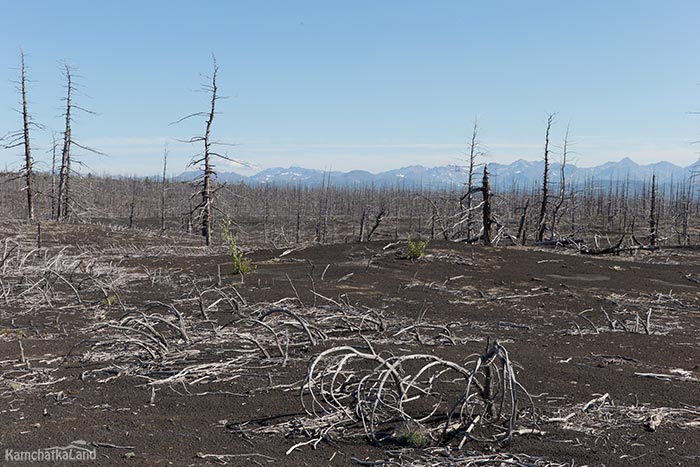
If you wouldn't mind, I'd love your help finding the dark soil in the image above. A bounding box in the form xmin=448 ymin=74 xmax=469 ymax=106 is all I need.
xmin=1 ymin=224 xmax=699 ymax=466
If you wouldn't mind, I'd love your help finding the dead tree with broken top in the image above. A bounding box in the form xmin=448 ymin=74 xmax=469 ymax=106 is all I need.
xmin=536 ymin=114 xmax=555 ymax=242
xmin=160 ymin=142 xmax=168 ymax=232
xmin=649 ymin=173 xmax=658 ymax=248
xmin=464 ymin=164 xmax=495 ymax=245
xmin=481 ymin=165 xmax=495 ymax=245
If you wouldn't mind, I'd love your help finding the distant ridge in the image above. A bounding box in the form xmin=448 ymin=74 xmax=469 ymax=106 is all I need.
xmin=177 ymin=158 xmax=700 ymax=190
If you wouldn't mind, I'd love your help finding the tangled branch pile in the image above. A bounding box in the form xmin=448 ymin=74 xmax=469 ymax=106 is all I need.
xmin=300 ymin=341 xmax=533 ymax=448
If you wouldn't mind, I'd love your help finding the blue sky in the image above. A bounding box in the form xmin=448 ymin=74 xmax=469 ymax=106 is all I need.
xmin=1 ymin=1 xmax=699 ymax=176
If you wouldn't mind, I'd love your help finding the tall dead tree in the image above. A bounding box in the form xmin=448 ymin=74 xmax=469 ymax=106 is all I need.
xmin=56 ymin=64 xmax=74 ymax=221
xmin=536 ymin=114 xmax=555 ymax=242
xmin=481 ymin=164 xmax=494 ymax=245
xmin=649 ymin=173 xmax=657 ymax=248
xmin=200 ymin=60 xmax=217 ymax=245
xmin=174 ymin=55 xmax=245 ymax=245
xmin=54 ymin=64 xmax=103 ymax=221
xmin=2 ymin=50 xmax=39 ymax=220
xmin=550 ymin=123 xmax=570 ymax=239
xmin=459 ymin=118 xmax=481 ymax=238
xmin=50 ymin=133 xmax=58 ymax=219
xmin=160 ymin=142 xmax=168 ymax=232
xmin=19 ymin=52 xmax=35 ymax=220
xmin=55 ymin=64 xmax=103 ymax=221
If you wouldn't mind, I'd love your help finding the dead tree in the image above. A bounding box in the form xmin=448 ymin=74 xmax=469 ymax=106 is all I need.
xmin=418 ymin=194 xmax=449 ymax=240
xmin=128 ymin=178 xmax=137 ymax=229
xmin=295 ymin=187 xmax=302 ymax=243
xmin=2 ymin=50 xmax=39 ymax=220
xmin=459 ymin=118 xmax=481 ymax=238
xmin=357 ymin=208 xmax=366 ymax=242
xmin=550 ymin=124 xmax=570 ymax=239
xmin=365 ymin=208 xmax=385 ymax=241
xmin=160 ymin=143 xmax=168 ymax=232
xmin=50 ymin=133 xmax=58 ymax=219
xmin=55 ymin=64 xmax=102 ymax=221
xmin=19 ymin=51 xmax=35 ymax=220
xmin=56 ymin=64 xmax=74 ymax=221
xmin=481 ymin=165 xmax=494 ymax=245
xmin=465 ymin=166 xmax=496 ymax=245
xmin=536 ymin=114 xmax=555 ymax=242
xmin=649 ymin=173 xmax=657 ymax=248
xmin=200 ymin=60 xmax=216 ymax=245
xmin=173 ymin=55 xmax=245 ymax=245
xmin=516 ymin=198 xmax=530 ymax=245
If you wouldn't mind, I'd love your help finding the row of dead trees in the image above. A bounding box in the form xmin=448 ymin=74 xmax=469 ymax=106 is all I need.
xmin=0 ymin=161 xmax=687 ymax=250
xmin=1 ymin=53 xmax=693 ymax=251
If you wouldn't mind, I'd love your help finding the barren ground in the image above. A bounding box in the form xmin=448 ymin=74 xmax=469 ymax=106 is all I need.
xmin=1 ymin=223 xmax=699 ymax=466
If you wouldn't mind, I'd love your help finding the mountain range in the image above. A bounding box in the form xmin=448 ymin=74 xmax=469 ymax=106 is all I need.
xmin=177 ymin=157 xmax=700 ymax=190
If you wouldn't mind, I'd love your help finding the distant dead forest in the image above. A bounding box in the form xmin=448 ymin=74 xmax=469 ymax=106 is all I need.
xmin=2 ymin=54 xmax=698 ymax=252
xmin=0 ymin=165 xmax=697 ymax=254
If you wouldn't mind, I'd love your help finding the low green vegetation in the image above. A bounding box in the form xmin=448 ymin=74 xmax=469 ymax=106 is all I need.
xmin=222 ymin=219 xmax=253 ymax=274
xmin=396 ymin=430 xmax=429 ymax=447
xmin=406 ymin=234 xmax=428 ymax=260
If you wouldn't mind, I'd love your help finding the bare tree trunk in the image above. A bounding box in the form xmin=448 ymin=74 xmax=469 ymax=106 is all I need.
xmin=465 ymin=118 xmax=479 ymax=238
xmin=128 ymin=179 xmax=137 ymax=229
xmin=394 ymin=204 xmax=399 ymax=240
xmin=51 ymin=134 xmax=57 ymax=220
xmin=263 ymin=195 xmax=270 ymax=243
xmin=569 ymin=184 xmax=576 ymax=234
xmin=186 ymin=197 xmax=193 ymax=234
xmin=551 ymin=123 xmax=569 ymax=239
xmin=322 ymin=173 xmax=331 ymax=243
xmin=537 ymin=114 xmax=555 ymax=242
xmin=296 ymin=187 xmax=302 ymax=243
xmin=357 ymin=208 xmax=366 ymax=242
xmin=649 ymin=174 xmax=657 ymax=248
xmin=160 ymin=142 xmax=168 ymax=232
xmin=175 ymin=55 xmax=243 ymax=244
xmin=482 ymin=165 xmax=494 ymax=246
xmin=517 ymin=198 xmax=530 ymax=245
xmin=200 ymin=60 xmax=218 ymax=246
xmin=19 ymin=51 xmax=35 ymax=221
xmin=57 ymin=64 xmax=73 ymax=221
xmin=365 ymin=208 xmax=384 ymax=241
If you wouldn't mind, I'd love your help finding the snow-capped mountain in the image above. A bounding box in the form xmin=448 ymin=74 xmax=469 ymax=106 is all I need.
xmin=177 ymin=158 xmax=700 ymax=190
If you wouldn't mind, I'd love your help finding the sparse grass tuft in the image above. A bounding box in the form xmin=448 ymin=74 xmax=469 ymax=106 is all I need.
xmin=222 ymin=219 xmax=253 ymax=274
xmin=406 ymin=234 xmax=428 ymax=260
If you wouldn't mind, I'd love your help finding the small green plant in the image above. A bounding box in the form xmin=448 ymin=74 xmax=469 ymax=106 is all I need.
xmin=406 ymin=234 xmax=428 ymax=260
xmin=222 ymin=219 xmax=253 ymax=274
xmin=396 ymin=430 xmax=428 ymax=447
xmin=105 ymin=295 xmax=118 ymax=306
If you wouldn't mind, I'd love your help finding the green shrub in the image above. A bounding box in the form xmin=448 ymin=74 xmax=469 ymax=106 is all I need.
xmin=397 ymin=430 xmax=428 ymax=447
xmin=406 ymin=234 xmax=428 ymax=260
xmin=222 ymin=219 xmax=253 ymax=274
